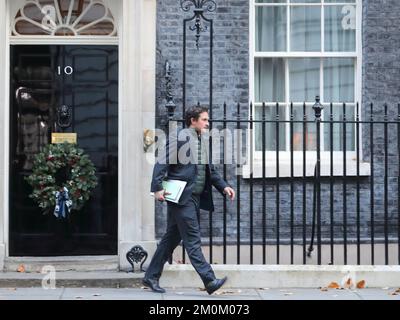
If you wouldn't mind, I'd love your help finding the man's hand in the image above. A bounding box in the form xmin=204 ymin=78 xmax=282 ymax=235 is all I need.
xmin=223 ymin=187 xmax=235 ymax=201
xmin=155 ymin=189 xmax=171 ymax=202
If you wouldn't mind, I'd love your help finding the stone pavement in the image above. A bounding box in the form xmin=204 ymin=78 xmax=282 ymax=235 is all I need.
xmin=0 ymin=287 xmax=399 ymax=300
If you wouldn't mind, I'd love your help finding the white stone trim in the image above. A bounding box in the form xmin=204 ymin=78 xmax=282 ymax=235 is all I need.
xmin=160 ymin=264 xmax=400 ymax=288
xmin=9 ymin=36 xmax=118 ymax=45
xmin=117 ymin=0 xmax=157 ymax=269
xmin=242 ymin=159 xmax=371 ymax=178
xmin=0 ymin=0 xmax=11 ymax=262
xmin=0 ymin=0 xmax=158 ymax=270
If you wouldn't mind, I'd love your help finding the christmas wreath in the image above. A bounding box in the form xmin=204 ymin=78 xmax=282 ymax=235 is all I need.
xmin=25 ymin=143 xmax=98 ymax=218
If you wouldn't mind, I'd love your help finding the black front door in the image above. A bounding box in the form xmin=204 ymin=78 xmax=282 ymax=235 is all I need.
xmin=9 ymin=45 xmax=118 ymax=256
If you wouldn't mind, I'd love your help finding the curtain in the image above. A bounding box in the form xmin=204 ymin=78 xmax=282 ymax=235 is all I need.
xmin=325 ymin=5 xmax=356 ymax=52
xmin=291 ymin=6 xmax=321 ymax=51
xmin=256 ymin=6 xmax=286 ymax=52
xmin=255 ymin=58 xmax=285 ymax=103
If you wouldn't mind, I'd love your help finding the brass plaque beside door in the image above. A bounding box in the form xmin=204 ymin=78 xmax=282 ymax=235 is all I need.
xmin=51 ymin=132 xmax=77 ymax=144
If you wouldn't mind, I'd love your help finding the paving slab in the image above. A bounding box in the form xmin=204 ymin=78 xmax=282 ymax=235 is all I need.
xmin=256 ymin=288 xmax=361 ymax=300
xmin=163 ymin=288 xmax=261 ymax=300
xmin=0 ymin=287 xmax=397 ymax=300
xmin=353 ymin=288 xmax=400 ymax=300
xmin=61 ymin=288 xmax=163 ymax=300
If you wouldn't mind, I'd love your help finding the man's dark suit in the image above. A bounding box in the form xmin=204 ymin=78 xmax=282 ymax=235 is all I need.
xmin=146 ymin=128 xmax=229 ymax=286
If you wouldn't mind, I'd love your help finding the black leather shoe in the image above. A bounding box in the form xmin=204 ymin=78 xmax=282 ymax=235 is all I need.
xmin=142 ymin=278 xmax=166 ymax=293
xmin=205 ymin=276 xmax=228 ymax=295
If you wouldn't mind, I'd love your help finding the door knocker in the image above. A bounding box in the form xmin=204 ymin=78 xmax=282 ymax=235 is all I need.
xmin=57 ymin=105 xmax=72 ymax=129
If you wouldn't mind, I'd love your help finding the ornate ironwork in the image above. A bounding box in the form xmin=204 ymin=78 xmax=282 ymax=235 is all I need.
xmin=312 ymin=95 xmax=324 ymax=120
xmin=180 ymin=0 xmax=217 ymax=13
xmin=56 ymin=104 xmax=72 ymax=129
xmin=189 ymin=14 xmax=207 ymax=49
xmin=126 ymin=245 xmax=148 ymax=273
xmin=165 ymin=60 xmax=176 ymax=119
xmin=180 ymin=0 xmax=217 ymax=49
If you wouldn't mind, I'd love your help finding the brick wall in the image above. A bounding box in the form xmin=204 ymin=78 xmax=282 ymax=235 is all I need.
xmin=154 ymin=0 xmax=400 ymax=247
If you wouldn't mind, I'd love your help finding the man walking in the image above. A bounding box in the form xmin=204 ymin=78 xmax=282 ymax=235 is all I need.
xmin=143 ymin=106 xmax=235 ymax=294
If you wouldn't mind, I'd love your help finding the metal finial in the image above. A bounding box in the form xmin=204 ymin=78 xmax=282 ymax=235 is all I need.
xmin=312 ymin=95 xmax=324 ymax=120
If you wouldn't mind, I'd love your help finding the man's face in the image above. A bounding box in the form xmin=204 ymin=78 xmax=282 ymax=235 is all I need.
xmin=191 ymin=112 xmax=209 ymax=133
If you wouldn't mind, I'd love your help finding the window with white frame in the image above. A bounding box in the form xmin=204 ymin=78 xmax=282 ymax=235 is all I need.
xmin=250 ymin=0 xmax=361 ymax=155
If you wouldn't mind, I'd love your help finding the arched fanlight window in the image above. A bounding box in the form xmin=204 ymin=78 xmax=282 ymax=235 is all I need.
xmin=12 ymin=0 xmax=117 ymax=36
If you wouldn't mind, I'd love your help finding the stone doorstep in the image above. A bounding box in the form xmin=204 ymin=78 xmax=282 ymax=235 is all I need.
xmin=0 ymin=265 xmax=400 ymax=289
xmin=3 ymin=256 xmax=119 ymax=273
xmin=0 ymin=271 xmax=144 ymax=288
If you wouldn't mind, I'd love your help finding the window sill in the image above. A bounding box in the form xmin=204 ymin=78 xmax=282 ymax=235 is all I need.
xmin=241 ymin=159 xmax=371 ymax=179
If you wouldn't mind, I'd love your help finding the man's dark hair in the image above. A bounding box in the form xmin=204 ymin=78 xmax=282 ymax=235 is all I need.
xmin=185 ymin=106 xmax=209 ymax=127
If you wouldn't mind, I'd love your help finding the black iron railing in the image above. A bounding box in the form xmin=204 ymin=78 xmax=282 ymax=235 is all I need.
xmin=165 ymin=97 xmax=400 ymax=266
xmin=160 ymin=1 xmax=399 ymax=266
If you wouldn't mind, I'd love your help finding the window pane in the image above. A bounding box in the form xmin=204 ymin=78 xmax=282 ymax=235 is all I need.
xmin=255 ymin=105 xmax=286 ymax=151
xmin=324 ymin=58 xmax=354 ymax=102
xmin=292 ymin=104 xmax=317 ymax=151
xmin=256 ymin=6 xmax=287 ymax=51
xmin=291 ymin=0 xmax=320 ymax=2
xmin=256 ymin=0 xmax=286 ymax=2
xmin=325 ymin=5 xmax=356 ymax=51
xmin=324 ymin=104 xmax=355 ymax=151
xmin=289 ymin=58 xmax=320 ymax=102
xmin=325 ymin=0 xmax=355 ymax=3
xmin=255 ymin=58 xmax=285 ymax=102
xmin=291 ymin=6 xmax=321 ymax=51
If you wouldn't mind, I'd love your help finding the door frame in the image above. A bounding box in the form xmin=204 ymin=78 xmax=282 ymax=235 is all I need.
xmin=1 ymin=0 xmax=157 ymax=266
